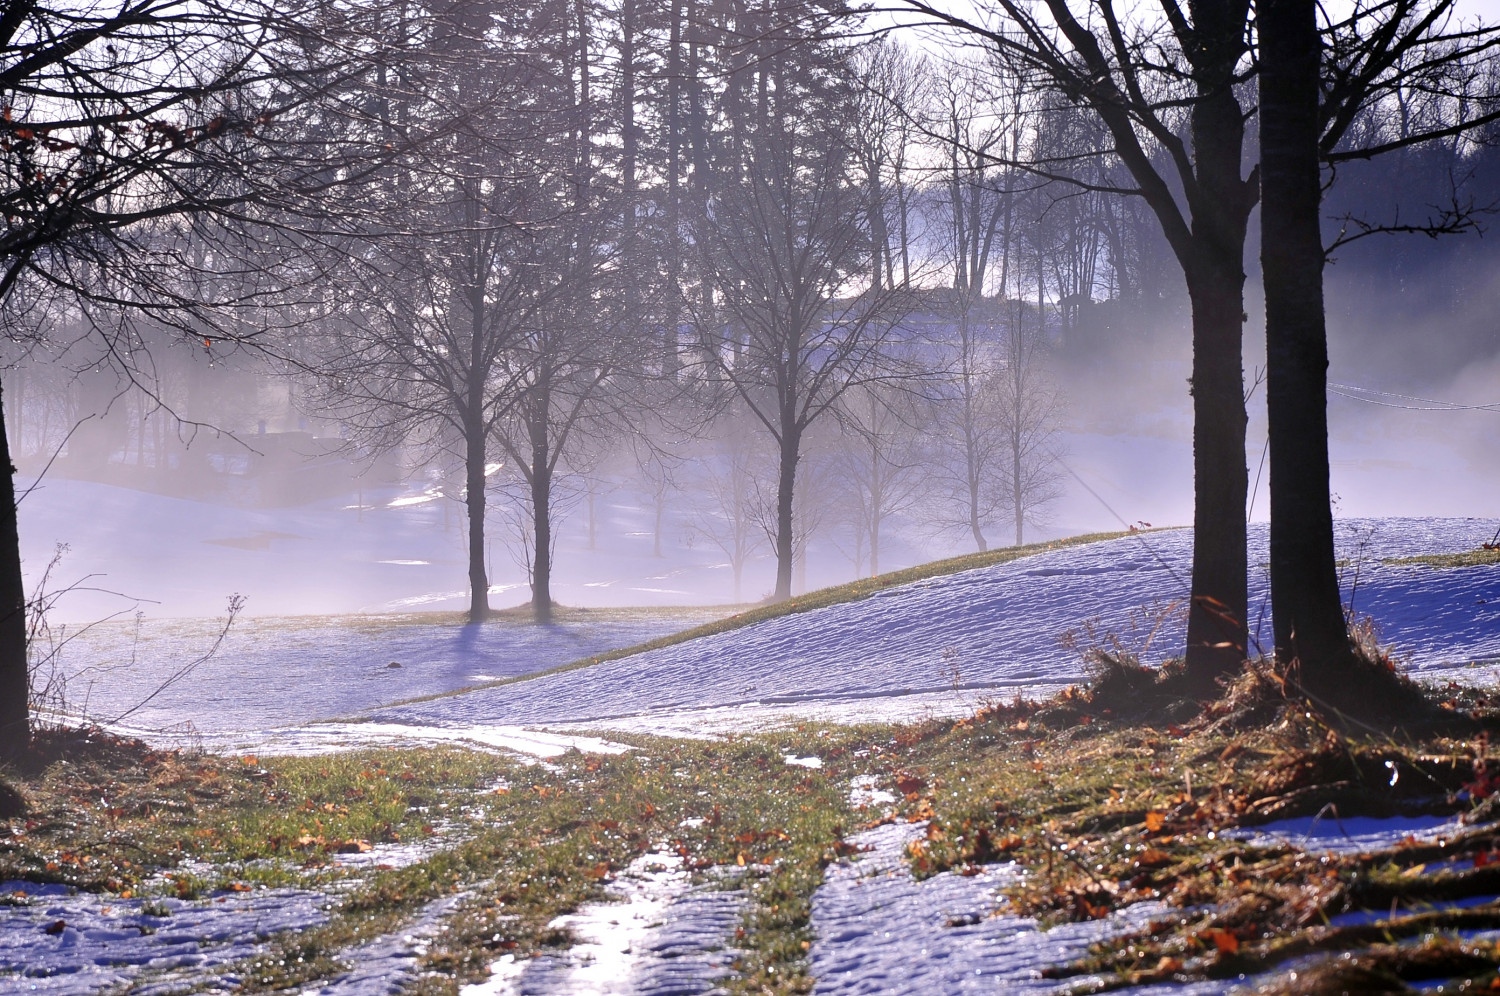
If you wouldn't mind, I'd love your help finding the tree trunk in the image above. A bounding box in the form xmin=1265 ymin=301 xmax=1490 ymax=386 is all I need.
xmin=772 ymin=430 xmax=799 ymax=601
xmin=653 ymin=488 xmax=664 ymax=557
xmin=1182 ymin=259 xmax=1250 ymax=685
xmin=0 ymin=377 xmax=27 ymax=763
xmin=464 ymin=413 xmax=491 ymax=623
xmin=1259 ymin=0 xmax=1353 ymax=687
xmin=1178 ymin=49 xmax=1255 ymax=691
xmin=529 ymin=401 xmax=554 ymax=623
xmin=587 ymin=486 xmax=597 ymax=550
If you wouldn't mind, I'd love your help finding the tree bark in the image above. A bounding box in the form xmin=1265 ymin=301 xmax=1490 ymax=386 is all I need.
xmin=464 ymin=411 xmax=491 ymax=623
xmin=0 ymin=377 xmax=26 ymax=763
xmin=772 ymin=429 xmax=799 ymax=601
xmin=1178 ymin=41 xmax=1255 ymax=689
xmin=529 ymin=398 xmax=554 ymax=623
xmin=1259 ymin=0 xmax=1354 ymax=686
xmin=1182 ymin=259 xmax=1250 ymax=683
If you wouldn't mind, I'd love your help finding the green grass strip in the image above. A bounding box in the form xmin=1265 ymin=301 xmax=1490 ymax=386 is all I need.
xmin=1385 ymin=548 xmax=1500 ymax=569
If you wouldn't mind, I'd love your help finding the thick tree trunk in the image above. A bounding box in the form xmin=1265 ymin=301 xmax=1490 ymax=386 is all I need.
xmin=772 ymin=431 xmax=799 ymax=601
xmin=1182 ymin=260 xmax=1250 ymax=685
xmin=464 ymin=415 xmax=491 ymax=623
xmin=0 ymin=378 xmax=26 ymax=763
xmin=1259 ymin=0 xmax=1354 ymax=686
xmin=529 ymin=403 xmax=554 ymax=623
xmin=1179 ymin=52 xmax=1255 ymax=691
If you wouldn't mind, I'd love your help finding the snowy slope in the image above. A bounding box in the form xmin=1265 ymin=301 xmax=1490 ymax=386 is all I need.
xmin=48 ymin=608 xmax=729 ymax=733
xmin=369 ymin=518 xmax=1500 ymax=733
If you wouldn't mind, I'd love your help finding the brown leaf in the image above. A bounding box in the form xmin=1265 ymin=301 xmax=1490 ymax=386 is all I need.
xmin=1200 ymin=927 xmax=1239 ymax=954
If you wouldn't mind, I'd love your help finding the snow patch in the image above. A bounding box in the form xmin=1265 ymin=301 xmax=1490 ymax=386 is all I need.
xmin=810 ymin=822 xmax=1176 ymax=995
xmin=0 ymin=882 xmax=330 ymax=994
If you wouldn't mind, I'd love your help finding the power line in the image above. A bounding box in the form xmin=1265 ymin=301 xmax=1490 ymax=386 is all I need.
xmin=1328 ymin=381 xmax=1500 ymax=413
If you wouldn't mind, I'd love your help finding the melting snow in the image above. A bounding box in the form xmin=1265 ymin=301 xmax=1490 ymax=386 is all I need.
xmin=463 ymin=849 xmax=744 ymax=996
xmin=810 ymin=822 xmax=1182 ymax=995
xmin=0 ymin=880 xmax=331 ymax=994
xmin=1228 ymin=813 xmax=1464 ymax=854
xmin=301 ymin=892 xmax=468 ymax=996
xmin=12 ymin=516 xmax=1500 ymax=994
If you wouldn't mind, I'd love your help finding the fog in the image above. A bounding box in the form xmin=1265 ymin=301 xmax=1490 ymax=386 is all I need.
xmin=7 ymin=0 xmax=1500 ymax=627
xmin=14 ymin=265 xmax=1497 ymax=626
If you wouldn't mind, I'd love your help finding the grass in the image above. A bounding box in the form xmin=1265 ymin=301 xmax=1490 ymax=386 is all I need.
xmin=8 ymin=679 xmax=1500 ymax=994
xmin=1385 ymin=547 xmax=1500 ymax=569
xmin=376 ymin=528 xmax=1144 ymax=712
xmin=0 ymin=723 xmax=880 ymax=994
xmin=31 ymin=524 xmax=1500 ymax=993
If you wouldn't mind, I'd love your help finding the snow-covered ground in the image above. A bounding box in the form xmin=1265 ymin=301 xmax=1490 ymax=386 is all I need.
xmin=38 ymin=514 xmax=1500 ymax=745
xmin=12 ymin=508 xmax=1500 ymax=995
xmin=360 ymin=518 xmax=1500 ymax=738
xmin=15 ymin=475 xmax=928 ymax=623
xmin=45 ymin=608 xmax=728 ymax=734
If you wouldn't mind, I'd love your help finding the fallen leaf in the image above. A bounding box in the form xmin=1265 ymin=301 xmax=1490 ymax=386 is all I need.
xmin=1144 ymin=811 xmax=1167 ymax=832
xmin=1200 ymin=927 xmax=1239 ymax=954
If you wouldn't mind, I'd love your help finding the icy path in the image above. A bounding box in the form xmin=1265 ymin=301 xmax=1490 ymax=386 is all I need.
xmin=301 ymin=891 xmax=468 ymax=996
xmin=464 ymin=849 xmax=744 ymax=996
xmin=374 ymin=519 xmax=1500 ymax=732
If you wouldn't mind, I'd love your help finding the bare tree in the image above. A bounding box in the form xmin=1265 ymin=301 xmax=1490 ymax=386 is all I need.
xmin=689 ymin=410 xmax=770 ymax=602
xmin=310 ymin=0 xmax=601 ymax=623
xmin=1261 ymin=0 xmax=1500 ymax=699
xmin=995 ymin=300 xmax=1065 ymax=544
xmin=0 ymin=0 xmax=418 ymax=760
xmin=831 ymin=381 xmax=931 ymax=575
xmin=692 ymin=31 xmax=913 ymax=600
xmin=891 ymin=0 xmax=1258 ymax=689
